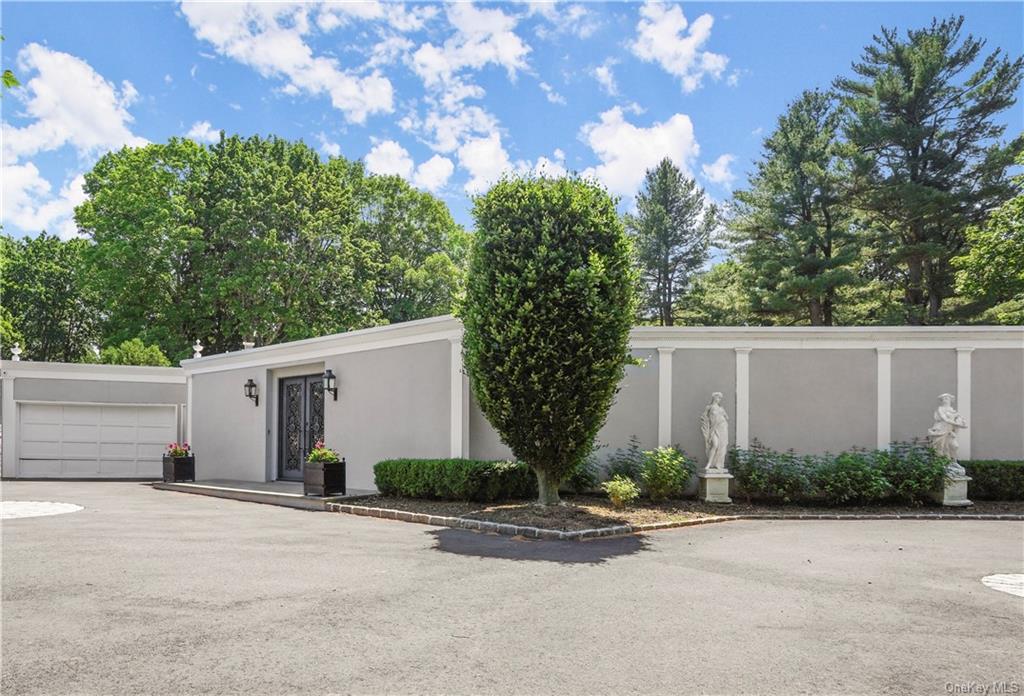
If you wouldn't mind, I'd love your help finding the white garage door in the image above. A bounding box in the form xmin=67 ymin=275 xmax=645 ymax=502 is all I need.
xmin=17 ymin=403 xmax=177 ymax=478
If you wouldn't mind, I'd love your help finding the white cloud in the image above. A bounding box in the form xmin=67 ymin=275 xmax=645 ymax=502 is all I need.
xmin=539 ymin=81 xmax=566 ymax=105
xmin=316 ymin=132 xmax=342 ymax=158
xmin=3 ymin=164 xmax=87 ymax=239
xmin=579 ymin=106 xmax=699 ymax=198
xmin=411 ymin=3 xmax=530 ymax=88
xmin=164 ymin=73 xmax=173 ymax=84
xmin=365 ymin=139 xmax=415 ymax=179
xmin=364 ymin=140 xmax=455 ymax=193
xmin=592 ymin=58 xmax=618 ymax=96
xmin=179 ymin=2 xmax=393 ymax=124
xmin=701 ymin=154 xmax=736 ymax=188
xmin=630 ymin=1 xmax=728 ymax=93
xmin=529 ymin=3 xmax=599 ymax=39
xmin=2 ymin=43 xmax=147 ymax=163
xmin=186 ymin=120 xmax=220 ymax=144
xmin=315 ymin=2 xmax=436 ymax=33
xmin=412 ymin=154 xmax=455 ymax=192
xmin=416 ymin=105 xmax=498 ymax=154
xmin=458 ymin=132 xmax=513 ymax=194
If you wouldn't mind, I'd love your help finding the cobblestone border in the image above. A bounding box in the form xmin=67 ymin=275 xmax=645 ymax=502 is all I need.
xmin=326 ymin=502 xmax=1024 ymax=541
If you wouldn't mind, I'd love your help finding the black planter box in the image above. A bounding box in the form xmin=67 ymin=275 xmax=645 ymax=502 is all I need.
xmin=305 ymin=458 xmax=346 ymax=497
xmin=163 ymin=454 xmax=195 ymax=482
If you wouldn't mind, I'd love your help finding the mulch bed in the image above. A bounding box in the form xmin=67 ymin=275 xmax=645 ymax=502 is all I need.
xmin=340 ymin=495 xmax=1024 ymax=533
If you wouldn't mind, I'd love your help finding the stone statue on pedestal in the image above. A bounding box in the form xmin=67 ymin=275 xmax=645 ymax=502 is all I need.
xmin=927 ymin=393 xmax=968 ymax=476
xmin=700 ymin=392 xmax=729 ymax=471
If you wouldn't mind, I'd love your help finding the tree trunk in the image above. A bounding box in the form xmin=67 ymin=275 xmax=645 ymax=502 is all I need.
xmin=534 ymin=468 xmax=562 ymax=506
xmin=808 ymin=298 xmax=825 ymax=326
xmin=905 ymin=255 xmax=926 ymax=325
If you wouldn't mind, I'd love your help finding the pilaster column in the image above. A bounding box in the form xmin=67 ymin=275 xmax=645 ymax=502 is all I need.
xmin=956 ymin=347 xmax=974 ymax=460
xmin=734 ymin=348 xmax=752 ymax=449
xmin=876 ymin=347 xmax=894 ymax=450
xmin=449 ymin=337 xmax=468 ymax=458
xmin=657 ymin=348 xmax=675 ymax=446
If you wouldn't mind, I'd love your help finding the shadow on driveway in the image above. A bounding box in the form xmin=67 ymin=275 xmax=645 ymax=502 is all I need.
xmin=428 ymin=528 xmax=649 ymax=564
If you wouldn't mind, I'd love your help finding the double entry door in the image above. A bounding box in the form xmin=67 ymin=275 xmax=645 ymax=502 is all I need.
xmin=278 ymin=375 xmax=325 ymax=481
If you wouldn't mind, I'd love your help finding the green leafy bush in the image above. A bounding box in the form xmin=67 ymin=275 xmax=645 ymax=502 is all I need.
xmin=878 ymin=442 xmax=947 ymax=506
xmin=729 ymin=442 xmax=816 ymax=503
xmin=460 ymin=175 xmax=637 ymax=505
xmin=561 ymin=453 xmax=601 ymax=494
xmin=640 ymin=447 xmax=692 ymax=502
xmin=373 ymin=459 xmax=536 ymax=502
xmin=605 ymin=435 xmax=645 ymax=482
xmin=813 ymin=452 xmax=891 ymax=505
xmin=961 ymin=460 xmax=1024 ymax=500
xmin=306 ymin=440 xmax=341 ymax=464
xmin=602 ymin=475 xmax=640 ymax=509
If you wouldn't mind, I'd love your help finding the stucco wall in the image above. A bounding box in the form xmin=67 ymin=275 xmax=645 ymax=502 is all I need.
xmin=671 ymin=349 xmax=736 ymax=465
xmin=468 ymin=390 xmax=512 ymax=461
xmin=971 ymin=349 xmax=1024 ymax=460
xmin=750 ymin=349 xmax=877 ymax=453
xmin=189 ymin=365 xmax=268 ymax=481
xmin=324 ymin=340 xmax=449 ymax=490
xmin=595 ymin=350 xmax=659 ymax=456
xmin=13 ymin=378 xmax=185 ymax=404
xmin=891 ymin=349 xmax=956 ymax=446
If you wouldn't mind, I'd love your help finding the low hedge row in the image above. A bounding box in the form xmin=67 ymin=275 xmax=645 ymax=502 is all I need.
xmin=374 ymin=458 xmax=536 ymax=502
xmin=961 ymin=460 xmax=1024 ymax=500
xmin=729 ymin=441 xmax=949 ymax=506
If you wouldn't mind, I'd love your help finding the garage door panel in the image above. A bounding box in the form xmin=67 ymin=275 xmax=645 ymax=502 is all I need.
xmin=63 ymin=424 xmax=99 ymax=441
xmin=18 ymin=403 xmax=177 ymax=479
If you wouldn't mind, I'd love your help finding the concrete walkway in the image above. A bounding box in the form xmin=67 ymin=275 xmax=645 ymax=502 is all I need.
xmin=3 ymin=481 xmax=1022 ymax=695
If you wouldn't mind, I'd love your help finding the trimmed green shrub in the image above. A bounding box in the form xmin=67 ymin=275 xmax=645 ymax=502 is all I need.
xmin=606 ymin=435 xmax=645 ymax=482
xmin=878 ymin=442 xmax=947 ymax=506
xmin=602 ymin=475 xmax=640 ymax=509
xmin=813 ymin=452 xmax=891 ymax=505
xmin=373 ymin=459 xmax=537 ymax=502
xmin=461 ymin=175 xmax=638 ymax=505
xmin=729 ymin=442 xmax=816 ymax=503
xmin=640 ymin=447 xmax=692 ymax=502
xmin=961 ymin=460 xmax=1024 ymax=500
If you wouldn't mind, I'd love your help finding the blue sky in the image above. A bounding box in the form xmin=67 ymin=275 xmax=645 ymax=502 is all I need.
xmin=3 ymin=1 xmax=1022 ymax=238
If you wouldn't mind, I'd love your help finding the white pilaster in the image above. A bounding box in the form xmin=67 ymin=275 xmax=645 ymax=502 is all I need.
xmin=734 ymin=348 xmax=752 ymax=449
xmin=957 ymin=347 xmax=974 ymax=460
xmin=657 ymin=347 xmax=674 ymax=446
xmin=449 ymin=337 xmax=466 ymax=458
xmin=1 ymin=370 xmax=17 ymax=477
xmin=876 ymin=347 xmax=894 ymax=450
xmin=185 ymin=375 xmax=193 ymax=445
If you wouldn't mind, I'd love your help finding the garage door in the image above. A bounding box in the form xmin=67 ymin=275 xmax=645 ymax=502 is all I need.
xmin=17 ymin=403 xmax=177 ymax=478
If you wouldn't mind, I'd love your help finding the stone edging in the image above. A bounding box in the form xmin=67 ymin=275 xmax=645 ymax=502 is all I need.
xmin=326 ymin=502 xmax=1024 ymax=541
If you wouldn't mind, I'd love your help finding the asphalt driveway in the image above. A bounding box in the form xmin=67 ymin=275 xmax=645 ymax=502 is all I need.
xmin=2 ymin=481 xmax=1022 ymax=695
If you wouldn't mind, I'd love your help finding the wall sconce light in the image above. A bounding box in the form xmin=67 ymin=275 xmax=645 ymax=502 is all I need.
xmin=244 ymin=378 xmax=259 ymax=406
xmin=322 ymin=369 xmax=338 ymax=401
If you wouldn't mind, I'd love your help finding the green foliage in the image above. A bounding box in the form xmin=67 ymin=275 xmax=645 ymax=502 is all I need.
xmin=730 ymin=89 xmax=860 ymax=326
xmin=812 ymin=452 xmax=891 ymax=505
xmin=1 ymin=35 xmax=18 ymax=91
xmin=605 ymin=435 xmax=646 ymax=482
xmin=953 ymin=156 xmax=1024 ymax=321
xmin=306 ymin=440 xmax=341 ymax=464
xmin=0 ymin=233 xmax=101 ymax=361
xmin=461 ymin=175 xmax=637 ymax=505
xmin=878 ymin=442 xmax=949 ymax=506
xmin=602 ymin=475 xmax=641 ymax=510
xmin=625 ymin=158 xmax=715 ymax=325
xmin=373 ymin=459 xmax=537 ymax=502
xmin=676 ymin=260 xmax=761 ymax=326
xmin=960 ymin=461 xmax=1024 ymax=501
xmin=561 ymin=452 xmax=601 ymax=494
xmin=729 ymin=442 xmax=816 ymax=503
xmin=75 ymin=135 xmax=465 ymax=362
xmin=837 ymin=16 xmax=1023 ymax=324
xmin=99 ymin=338 xmax=171 ymax=367
xmin=640 ymin=447 xmax=693 ymax=502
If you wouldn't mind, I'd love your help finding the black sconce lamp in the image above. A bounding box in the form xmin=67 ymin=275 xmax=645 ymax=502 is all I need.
xmin=244 ymin=378 xmax=259 ymax=406
xmin=322 ymin=369 xmax=338 ymax=401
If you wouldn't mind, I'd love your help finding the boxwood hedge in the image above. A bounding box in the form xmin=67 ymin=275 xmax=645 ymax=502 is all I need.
xmin=373 ymin=459 xmax=537 ymax=502
xmin=961 ymin=460 xmax=1024 ymax=500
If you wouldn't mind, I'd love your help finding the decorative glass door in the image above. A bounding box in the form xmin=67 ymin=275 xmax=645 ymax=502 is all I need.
xmin=278 ymin=375 xmax=325 ymax=481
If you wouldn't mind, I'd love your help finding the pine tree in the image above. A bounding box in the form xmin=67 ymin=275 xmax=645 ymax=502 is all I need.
xmin=626 ymin=159 xmax=715 ymax=325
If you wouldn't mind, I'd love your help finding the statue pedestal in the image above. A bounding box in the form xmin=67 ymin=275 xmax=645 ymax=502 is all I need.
xmin=932 ymin=475 xmax=973 ymax=507
xmin=699 ymin=470 xmax=733 ymax=504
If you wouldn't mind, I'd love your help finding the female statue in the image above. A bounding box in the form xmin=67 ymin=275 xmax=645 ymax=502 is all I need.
xmin=927 ymin=393 xmax=968 ymax=476
xmin=701 ymin=392 xmax=729 ymax=470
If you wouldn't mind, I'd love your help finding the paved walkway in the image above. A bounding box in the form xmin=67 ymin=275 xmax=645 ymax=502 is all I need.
xmin=3 ymin=481 xmax=1022 ymax=695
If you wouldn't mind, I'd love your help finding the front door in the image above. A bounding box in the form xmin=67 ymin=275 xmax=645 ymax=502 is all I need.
xmin=278 ymin=375 xmax=325 ymax=481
